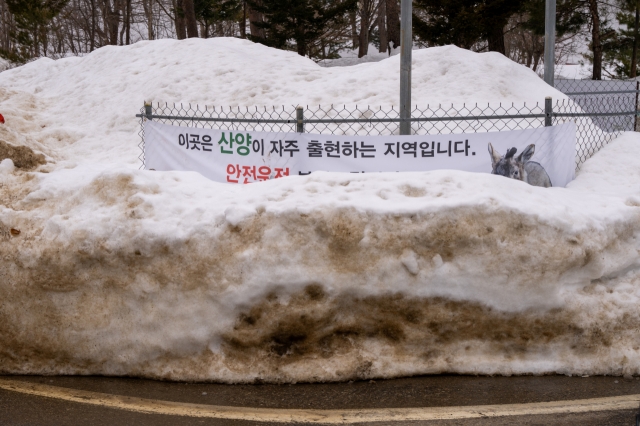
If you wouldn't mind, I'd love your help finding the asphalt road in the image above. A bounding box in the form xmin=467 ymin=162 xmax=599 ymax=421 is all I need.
xmin=1 ymin=374 xmax=639 ymax=425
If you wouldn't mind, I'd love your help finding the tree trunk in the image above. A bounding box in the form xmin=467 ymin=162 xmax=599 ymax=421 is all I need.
xmin=90 ymin=0 xmax=96 ymax=50
xmin=125 ymin=0 xmax=131 ymax=44
xmin=182 ymin=0 xmax=198 ymax=38
xmin=101 ymin=2 xmax=109 ymax=44
xmin=296 ymin=40 xmax=307 ymax=56
xmin=385 ymin=0 xmax=399 ymax=49
xmin=32 ymin=22 xmax=39 ymax=57
xmin=107 ymin=0 xmax=120 ymax=45
xmin=119 ymin=8 xmax=125 ymax=45
xmin=523 ymin=32 xmax=532 ymax=67
xmin=296 ymin=25 xmax=306 ymax=56
xmin=631 ymin=0 xmax=639 ymax=78
xmin=142 ymin=0 xmax=155 ymax=40
xmin=358 ymin=0 xmax=370 ymax=57
xmin=239 ymin=1 xmax=246 ymax=38
xmin=67 ymin=26 xmax=77 ymax=54
xmin=350 ymin=10 xmax=358 ymax=48
xmin=102 ymin=0 xmax=113 ymax=45
xmin=41 ymin=23 xmax=47 ymax=56
xmin=486 ymin=22 xmax=506 ymax=54
xmin=0 ymin=1 xmax=7 ymax=52
xmin=358 ymin=18 xmax=369 ymax=57
xmin=588 ymin=0 xmax=602 ymax=80
xmin=378 ymin=0 xmax=387 ymax=53
xmin=533 ymin=50 xmax=541 ymax=71
xmin=173 ymin=0 xmax=187 ymax=40
xmin=248 ymin=2 xmax=265 ymax=39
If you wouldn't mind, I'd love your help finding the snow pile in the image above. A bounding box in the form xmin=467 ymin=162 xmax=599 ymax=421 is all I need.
xmin=1 ymin=134 xmax=640 ymax=382
xmin=0 ymin=38 xmax=563 ymax=108
xmin=0 ymin=38 xmax=638 ymax=382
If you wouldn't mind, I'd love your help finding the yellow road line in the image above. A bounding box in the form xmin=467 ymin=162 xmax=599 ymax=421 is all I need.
xmin=0 ymin=378 xmax=638 ymax=423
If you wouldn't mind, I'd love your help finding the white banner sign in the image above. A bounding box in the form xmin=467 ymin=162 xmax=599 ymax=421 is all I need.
xmin=145 ymin=121 xmax=576 ymax=187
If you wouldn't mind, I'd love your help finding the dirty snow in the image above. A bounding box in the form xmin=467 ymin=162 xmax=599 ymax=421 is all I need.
xmin=0 ymin=38 xmax=639 ymax=382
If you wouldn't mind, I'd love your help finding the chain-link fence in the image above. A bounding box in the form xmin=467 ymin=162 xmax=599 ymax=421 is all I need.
xmin=555 ymin=79 xmax=639 ymax=133
xmin=137 ymin=80 xmax=639 ymax=171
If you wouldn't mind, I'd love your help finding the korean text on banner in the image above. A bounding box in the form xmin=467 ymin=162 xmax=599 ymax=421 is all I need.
xmin=144 ymin=122 xmax=576 ymax=187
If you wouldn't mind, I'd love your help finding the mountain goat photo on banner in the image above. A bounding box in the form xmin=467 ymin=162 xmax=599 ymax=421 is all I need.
xmin=488 ymin=143 xmax=552 ymax=188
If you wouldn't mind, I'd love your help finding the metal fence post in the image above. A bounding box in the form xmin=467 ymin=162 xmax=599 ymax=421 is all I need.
xmin=296 ymin=106 xmax=304 ymax=133
xmin=635 ymin=81 xmax=639 ymax=132
xmin=544 ymin=0 xmax=556 ymax=87
xmin=399 ymin=0 xmax=412 ymax=135
xmin=145 ymin=101 xmax=153 ymax=121
xmin=545 ymin=97 xmax=553 ymax=127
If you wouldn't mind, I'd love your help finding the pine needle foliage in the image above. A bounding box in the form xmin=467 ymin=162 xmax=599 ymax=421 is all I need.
xmin=247 ymin=0 xmax=356 ymax=56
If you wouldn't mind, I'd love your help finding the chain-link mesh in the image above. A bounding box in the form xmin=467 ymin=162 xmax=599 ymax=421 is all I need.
xmin=138 ymin=81 xmax=639 ymax=171
xmin=555 ymin=79 xmax=638 ymax=94
xmin=553 ymin=96 xmax=636 ymax=165
xmin=555 ymin=79 xmax=639 ymax=134
xmin=138 ymin=108 xmax=146 ymax=169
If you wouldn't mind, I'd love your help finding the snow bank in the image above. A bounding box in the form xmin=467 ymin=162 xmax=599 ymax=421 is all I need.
xmin=0 ymin=39 xmax=638 ymax=382
xmin=1 ymin=133 xmax=640 ymax=382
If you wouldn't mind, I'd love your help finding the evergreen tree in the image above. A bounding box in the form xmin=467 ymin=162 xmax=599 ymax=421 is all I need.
xmin=602 ymin=0 xmax=640 ymax=78
xmin=2 ymin=0 xmax=68 ymax=61
xmin=412 ymin=0 xmax=586 ymax=61
xmin=247 ymin=0 xmax=356 ymax=57
xmin=412 ymin=0 xmax=483 ymax=49
xmin=194 ymin=0 xmax=242 ymax=31
xmin=412 ymin=0 xmax=526 ymax=54
xmin=519 ymin=0 xmax=585 ymax=37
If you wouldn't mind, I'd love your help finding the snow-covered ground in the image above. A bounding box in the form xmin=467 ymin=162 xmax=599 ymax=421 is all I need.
xmin=1 ymin=38 xmax=639 ymax=382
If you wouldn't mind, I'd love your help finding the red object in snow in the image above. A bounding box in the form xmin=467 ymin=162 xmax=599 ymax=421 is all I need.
xmin=0 ymin=114 xmax=4 ymax=124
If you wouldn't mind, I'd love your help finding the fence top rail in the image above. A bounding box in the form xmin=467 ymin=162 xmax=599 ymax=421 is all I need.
xmin=563 ymin=90 xmax=640 ymax=95
xmin=142 ymin=96 xmax=638 ymax=114
xmin=136 ymin=113 xmax=548 ymax=123
xmin=136 ymin=110 xmax=639 ymax=124
xmin=136 ymin=114 xmax=299 ymax=124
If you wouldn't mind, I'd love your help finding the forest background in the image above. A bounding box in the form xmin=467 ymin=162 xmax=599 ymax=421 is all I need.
xmin=1 ymin=0 xmax=640 ymax=80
